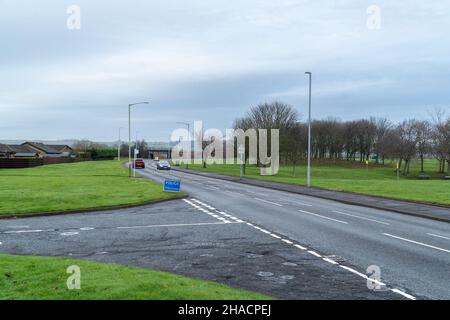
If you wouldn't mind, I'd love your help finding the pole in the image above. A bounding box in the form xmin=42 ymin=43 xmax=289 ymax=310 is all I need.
xmin=187 ymin=123 xmax=190 ymax=169
xmin=118 ymin=128 xmax=122 ymax=161
xmin=128 ymin=105 xmax=131 ymax=177
xmin=306 ymin=72 xmax=312 ymax=189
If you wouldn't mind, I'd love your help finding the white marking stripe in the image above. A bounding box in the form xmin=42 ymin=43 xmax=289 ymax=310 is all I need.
xmin=333 ymin=210 xmax=389 ymax=225
xmin=323 ymin=258 xmax=338 ymax=265
xmin=391 ymin=289 xmax=416 ymax=300
xmin=298 ymin=210 xmax=348 ymax=224
xmin=117 ymin=222 xmax=242 ymax=230
xmin=282 ymin=239 xmax=293 ymax=244
xmin=280 ymin=198 xmax=313 ymax=207
xmin=294 ymin=244 xmax=307 ymax=250
xmin=308 ymin=250 xmax=322 ymax=258
xmin=427 ymin=233 xmax=450 ymax=240
xmin=270 ymin=234 xmax=281 ymax=239
xmin=4 ymin=229 xmax=53 ymax=234
xmin=254 ymin=198 xmax=283 ymax=207
xmin=383 ymin=233 xmax=450 ymax=253
xmin=339 ymin=266 xmax=386 ymax=287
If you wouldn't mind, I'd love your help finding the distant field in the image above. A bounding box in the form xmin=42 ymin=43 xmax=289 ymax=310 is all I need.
xmin=0 ymin=254 xmax=269 ymax=300
xmin=187 ymin=159 xmax=450 ymax=206
xmin=0 ymin=161 xmax=184 ymax=216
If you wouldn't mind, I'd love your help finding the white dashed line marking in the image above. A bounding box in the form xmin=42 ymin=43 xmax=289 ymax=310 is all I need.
xmin=279 ymin=198 xmax=313 ymax=207
xmin=308 ymin=250 xmax=322 ymax=258
xmin=427 ymin=233 xmax=450 ymax=241
xmin=80 ymin=227 xmax=95 ymax=231
xmin=282 ymin=239 xmax=293 ymax=245
xmin=294 ymin=244 xmax=307 ymax=250
xmin=391 ymin=289 xmax=416 ymax=300
xmin=4 ymin=229 xmax=53 ymax=234
xmin=323 ymin=258 xmax=338 ymax=265
xmin=298 ymin=210 xmax=348 ymax=224
xmin=117 ymin=222 xmax=241 ymax=230
xmin=60 ymin=232 xmax=80 ymax=236
xmin=332 ymin=210 xmax=390 ymax=225
xmin=254 ymin=198 xmax=283 ymax=207
xmin=383 ymin=233 xmax=450 ymax=253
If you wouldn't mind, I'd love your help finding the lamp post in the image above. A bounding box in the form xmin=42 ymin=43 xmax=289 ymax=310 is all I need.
xmin=128 ymin=102 xmax=149 ymax=177
xmin=118 ymin=127 xmax=123 ymax=161
xmin=305 ymin=72 xmax=312 ymax=189
xmin=176 ymin=122 xmax=190 ymax=169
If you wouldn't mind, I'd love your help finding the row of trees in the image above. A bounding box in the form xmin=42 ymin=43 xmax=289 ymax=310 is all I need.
xmin=233 ymin=102 xmax=450 ymax=175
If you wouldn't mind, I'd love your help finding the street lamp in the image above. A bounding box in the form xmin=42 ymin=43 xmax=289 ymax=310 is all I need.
xmin=176 ymin=122 xmax=190 ymax=169
xmin=118 ymin=127 xmax=124 ymax=161
xmin=129 ymin=102 xmax=149 ymax=177
xmin=305 ymin=72 xmax=312 ymax=189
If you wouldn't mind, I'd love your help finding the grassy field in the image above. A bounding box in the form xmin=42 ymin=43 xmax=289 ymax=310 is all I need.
xmin=0 ymin=254 xmax=269 ymax=300
xmin=186 ymin=159 xmax=450 ymax=206
xmin=0 ymin=161 xmax=184 ymax=216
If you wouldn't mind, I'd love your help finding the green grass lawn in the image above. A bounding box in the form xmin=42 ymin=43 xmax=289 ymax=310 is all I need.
xmin=186 ymin=159 xmax=450 ymax=206
xmin=0 ymin=161 xmax=184 ymax=216
xmin=0 ymin=254 xmax=269 ymax=300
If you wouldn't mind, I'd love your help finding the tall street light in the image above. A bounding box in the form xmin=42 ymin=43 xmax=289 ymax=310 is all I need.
xmin=305 ymin=72 xmax=312 ymax=189
xmin=118 ymin=127 xmax=124 ymax=161
xmin=129 ymin=102 xmax=149 ymax=177
xmin=176 ymin=122 xmax=190 ymax=169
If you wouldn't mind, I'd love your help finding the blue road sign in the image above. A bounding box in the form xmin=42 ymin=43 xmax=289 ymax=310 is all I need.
xmin=164 ymin=179 xmax=181 ymax=192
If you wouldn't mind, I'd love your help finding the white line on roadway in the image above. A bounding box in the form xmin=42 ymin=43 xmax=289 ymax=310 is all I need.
xmin=427 ymin=233 xmax=450 ymax=241
xmin=117 ymin=222 xmax=242 ymax=230
xmin=279 ymin=198 xmax=313 ymax=207
xmin=254 ymin=198 xmax=283 ymax=207
xmin=383 ymin=233 xmax=450 ymax=253
xmin=333 ymin=210 xmax=390 ymax=225
xmin=298 ymin=210 xmax=348 ymax=224
xmin=4 ymin=229 xmax=54 ymax=234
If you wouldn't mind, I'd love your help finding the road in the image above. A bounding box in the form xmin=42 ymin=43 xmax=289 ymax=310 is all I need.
xmin=140 ymin=161 xmax=450 ymax=300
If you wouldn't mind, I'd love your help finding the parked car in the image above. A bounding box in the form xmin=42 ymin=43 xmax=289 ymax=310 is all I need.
xmin=156 ymin=160 xmax=171 ymax=170
xmin=131 ymin=159 xmax=145 ymax=169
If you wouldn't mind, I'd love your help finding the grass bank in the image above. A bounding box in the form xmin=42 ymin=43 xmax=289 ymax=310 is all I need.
xmin=0 ymin=254 xmax=269 ymax=300
xmin=186 ymin=159 xmax=450 ymax=206
xmin=0 ymin=161 xmax=184 ymax=217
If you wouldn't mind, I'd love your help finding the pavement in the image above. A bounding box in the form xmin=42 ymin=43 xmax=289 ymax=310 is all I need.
xmin=172 ymin=167 xmax=450 ymax=223
xmin=1 ymin=160 xmax=449 ymax=299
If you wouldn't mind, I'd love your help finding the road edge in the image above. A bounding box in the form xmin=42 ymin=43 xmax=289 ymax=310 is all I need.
xmin=0 ymin=194 xmax=188 ymax=220
xmin=172 ymin=167 xmax=450 ymax=224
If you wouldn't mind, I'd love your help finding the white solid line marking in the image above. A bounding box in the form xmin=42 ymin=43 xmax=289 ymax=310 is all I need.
xmin=254 ymin=198 xmax=283 ymax=207
xmin=80 ymin=227 xmax=95 ymax=231
xmin=298 ymin=210 xmax=348 ymax=224
xmin=4 ymin=229 xmax=53 ymax=234
xmin=282 ymin=239 xmax=293 ymax=244
xmin=269 ymin=234 xmax=281 ymax=239
xmin=333 ymin=210 xmax=390 ymax=225
xmin=61 ymin=232 xmax=79 ymax=236
xmin=117 ymin=221 xmax=242 ymax=230
xmin=383 ymin=233 xmax=450 ymax=253
xmin=308 ymin=250 xmax=322 ymax=258
xmin=323 ymin=258 xmax=338 ymax=265
xmin=391 ymin=289 xmax=416 ymax=300
xmin=427 ymin=233 xmax=450 ymax=241
xmin=294 ymin=244 xmax=307 ymax=250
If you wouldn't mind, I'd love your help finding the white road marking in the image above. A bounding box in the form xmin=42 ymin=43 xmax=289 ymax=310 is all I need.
xmin=308 ymin=250 xmax=322 ymax=258
xmin=323 ymin=258 xmax=338 ymax=265
xmin=4 ymin=229 xmax=54 ymax=234
xmin=298 ymin=210 xmax=348 ymax=224
xmin=294 ymin=244 xmax=307 ymax=250
xmin=332 ymin=210 xmax=390 ymax=225
xmin=5 ymin=225 xmax=30 ymax=229
xmin=60 ymin=232 xmax=80 ymax=236
xmin=391 ymin=289 xmax=416 ymax=300
xmin=80 ymin=227 xmax=95 ymax=231
xmin=383 ymin=233 xmax=450 ymax=253
xmin=254 ymin=198 xmax=283 ymax=207
xmin=269 ymin=233 xmax=281 ymax=239
xmin=279 ymin=198 xmax=313 ymax=207
xmin=427 ymin=233 xmax=450 ymax=241
xmin=282 ymin=239 xmax=293 ymax=244
xmin=117 ymin=222 xmax=242 ymax=230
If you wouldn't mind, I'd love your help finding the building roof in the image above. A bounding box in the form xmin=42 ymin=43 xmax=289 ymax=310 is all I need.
xmin=7 ymin=145 xmax=38 ymax=154
xmin=0 ymin=144 xmax=11 ymax=154
xmin=23 ymin=142 xmax=62 ymax=154
xmin=47 ymin=145 xmax=73 ymax=152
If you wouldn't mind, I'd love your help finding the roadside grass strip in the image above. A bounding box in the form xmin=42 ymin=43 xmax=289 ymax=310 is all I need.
xmin=186 ymin=198 xmax=417 ymax=300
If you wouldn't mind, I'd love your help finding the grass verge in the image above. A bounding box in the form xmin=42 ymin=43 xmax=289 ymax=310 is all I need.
xmin=0 ymin=254 xmax=269 ymax=300
xmin=0 ymin=161 xmax=184 ymax=217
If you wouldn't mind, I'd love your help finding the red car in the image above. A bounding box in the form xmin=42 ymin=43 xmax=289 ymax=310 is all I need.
xmin=131 ymin=159 xmax=145 ymax=169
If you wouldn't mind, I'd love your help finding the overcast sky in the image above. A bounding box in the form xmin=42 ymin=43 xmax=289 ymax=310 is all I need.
xmin=1 ymin=0 xmax=449 ymax=141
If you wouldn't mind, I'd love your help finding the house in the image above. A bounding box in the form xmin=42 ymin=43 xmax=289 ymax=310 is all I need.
xmin=22 ymin=142 xmax=72 ymax=158
xmin=0 ymin=144 xmax=38 ymax=158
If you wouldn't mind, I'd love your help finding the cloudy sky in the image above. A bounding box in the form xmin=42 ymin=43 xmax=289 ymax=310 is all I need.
xmin=1 ymin=0 xmax=449 ymax=141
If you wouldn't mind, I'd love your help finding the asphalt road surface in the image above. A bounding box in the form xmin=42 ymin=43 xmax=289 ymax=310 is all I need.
xmin=137 ymin=161 xmax=450 ymax=300
xmin=1 ymin=161 xmax=449 ymax=299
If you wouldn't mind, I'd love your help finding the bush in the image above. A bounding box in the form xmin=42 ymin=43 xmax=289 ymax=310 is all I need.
xmin=89 ymin=148 xmax=116 ymax=160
